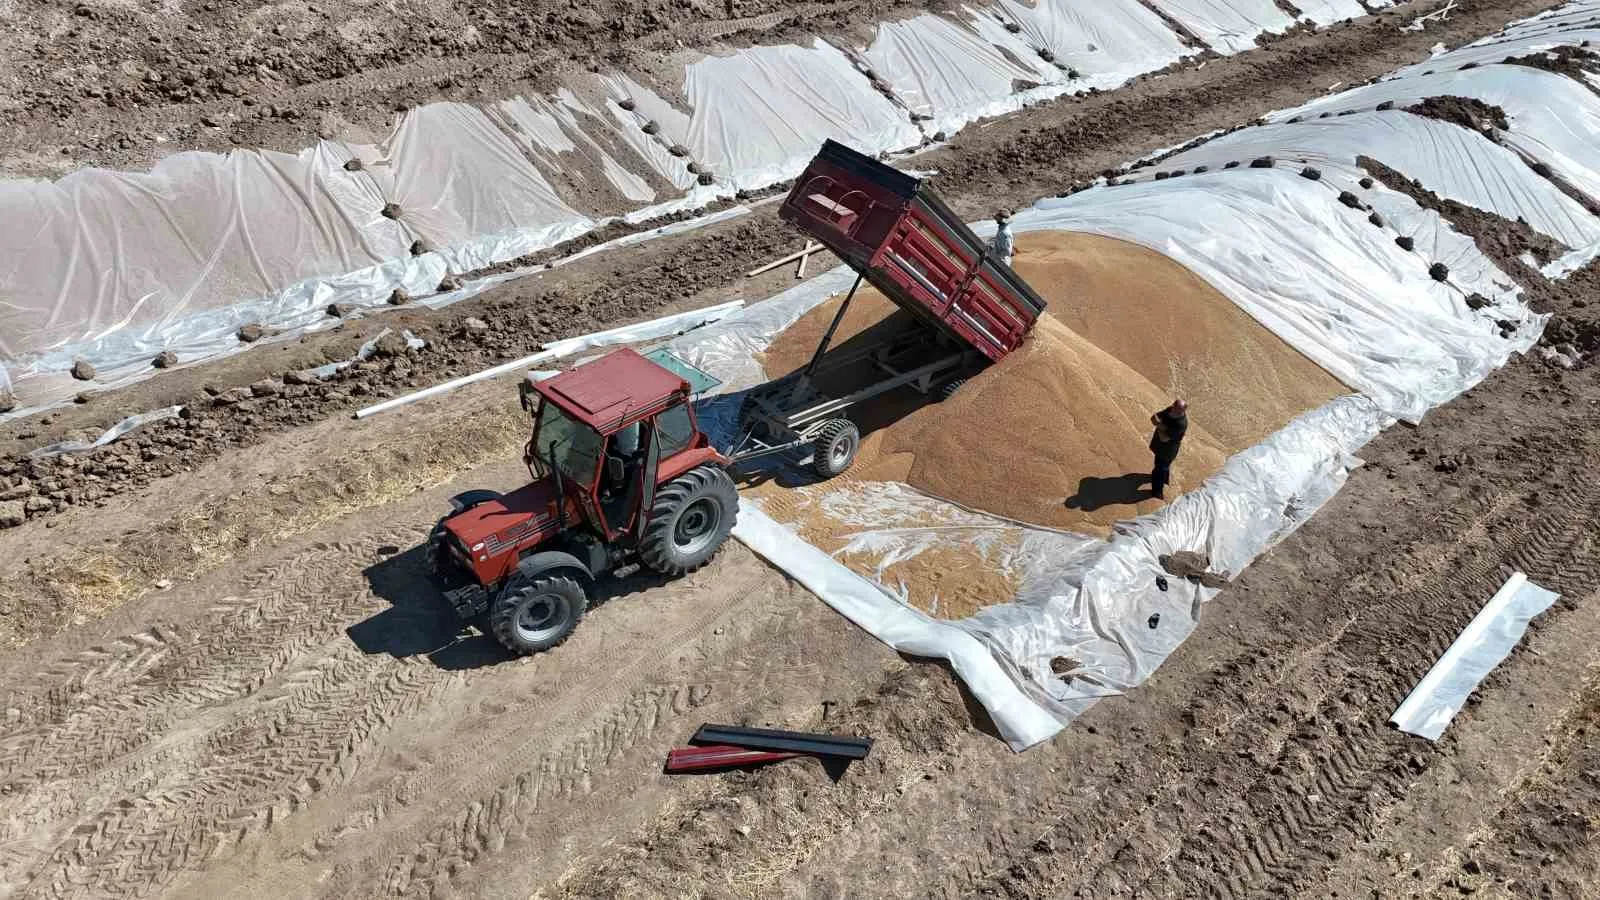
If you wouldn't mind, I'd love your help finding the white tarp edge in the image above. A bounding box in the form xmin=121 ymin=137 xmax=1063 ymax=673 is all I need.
xmin=28 ymin=406 xmax=185 ymax=458
xmin=732 ymin=501 xmax=1065 ymax=749
xmin=1390 ymin=572 xmax=1559 ymax=740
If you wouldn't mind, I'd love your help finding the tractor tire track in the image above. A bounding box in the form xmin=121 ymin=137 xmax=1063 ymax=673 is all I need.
xmin=1045 ymin=471 xmax=1600 ymax=899
xmin=289 ymin=562 xmax=786 ymax=899
xmin=20 ymin=651 xmax=446 ymax=900
xmin=950 ymin=461 xmax=1599 ymax=899
xmin=0 ymin=532 xmax=417 ymax=791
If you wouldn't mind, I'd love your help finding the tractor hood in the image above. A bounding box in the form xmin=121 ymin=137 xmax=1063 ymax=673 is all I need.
xmin=444 ymin=479 xmax=565 ymax=561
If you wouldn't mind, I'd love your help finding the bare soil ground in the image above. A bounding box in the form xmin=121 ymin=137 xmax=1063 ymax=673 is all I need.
xmin=5 ymin=2 xmax=1600 ymax=899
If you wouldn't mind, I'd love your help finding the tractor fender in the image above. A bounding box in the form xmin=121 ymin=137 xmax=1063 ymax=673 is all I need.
xmin=448 ymin=489 xmax=502 ymax=514
xmin=516 ymin=550 xmax=594 ymax=587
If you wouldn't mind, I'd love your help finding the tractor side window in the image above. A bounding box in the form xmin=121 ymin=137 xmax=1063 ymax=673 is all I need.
xmin=655 ymin=404 xmax=695 ymax=456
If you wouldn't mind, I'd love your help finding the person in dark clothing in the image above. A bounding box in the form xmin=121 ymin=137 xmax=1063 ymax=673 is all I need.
xmin=1148 ymin=399 xmax=1188 ymax=500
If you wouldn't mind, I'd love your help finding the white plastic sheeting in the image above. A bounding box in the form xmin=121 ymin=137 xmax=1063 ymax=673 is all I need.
xmin=598 ymin=41 xmax=924 ymax=195
xmin=1391 ymin=572 xmax=1559 ymax=741
xmin=659 ymin=35 xmax=1563 ymax=740
xmin=1145 ymin=0 xmax=1296 ymax=54
xmin=0 ymin=142 xmax=406 ymax=371
xmin=1295 ymin=0 xmax=1386 ymax=26
xmin=994 ymin=0 xmax=1195 ymax=89
xmin=493 ymin=91 xmax=659 ymax=204
xmin=733 ymin=502 xmax=1064 ymax=749
xmin=668 ymin=165 xmax=1537 ymax=744
xmin=672 ymin=261 xmax=1399 ymax=747
xmin=861 ymin=12 xmax=1068 ymax=135
xmin=681 ymin=41 xmax=924 ymax=191
xmin=349 ymin=103 xmax=596 ymax=274
xmin=1386 ymin=1 xmax=1600 ymax=79
xmin=1149 ymin=113 xmax=1600 ymax=250
xmin=1022 ymin=173 xmax=1540 ymax=422
xmin=1269 ymin=65 xmax=1600 ymax=208
xmin=28 ymin=406 xmax=185 ymax=458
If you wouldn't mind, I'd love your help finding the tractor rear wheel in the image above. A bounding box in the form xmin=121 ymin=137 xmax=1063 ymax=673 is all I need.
xmin=489 ymin=573 xmax=588 ymax=655
xmin=811 ymin=418 xmax=860 ymax=478
xmin=640 ymin=465 xmax=739 ymax=576
xmin=939 ymin=378 xmax=967 ymax=401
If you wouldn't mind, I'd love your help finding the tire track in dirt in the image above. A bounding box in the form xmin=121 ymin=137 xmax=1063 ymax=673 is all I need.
xmin=966 ymin=460 xmax=1600 ymax=899
xmin=0 ymin=532 xmax=416 ymax=791
xmin=19 ymin=650 xmax=448 ymax=900
xmin=289 ymin=560 xmax=791 ymax=899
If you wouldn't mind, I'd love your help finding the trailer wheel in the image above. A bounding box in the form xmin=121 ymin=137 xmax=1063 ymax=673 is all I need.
xmin=489 ymin=573 xmax=588 ymax=655
xmin=812 ymin=418 xmax=860 ymax=478
xmin=939 ymin=378 xmax=967 ymax=401
xmin=640 ymin=465 xmax=739 ymax=576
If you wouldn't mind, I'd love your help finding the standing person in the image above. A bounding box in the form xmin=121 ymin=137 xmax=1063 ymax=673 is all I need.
xmin=991 ymin=210 xmax=1015 ymax=266
xmin=1148 ymin=399 xmax=1188 ymax=500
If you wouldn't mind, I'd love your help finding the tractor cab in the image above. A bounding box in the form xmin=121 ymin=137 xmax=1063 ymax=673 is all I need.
xmin=520 ymin=348 xmax=713 ymax=542
xmin=430 ymin=348 xmax=738 ymax=657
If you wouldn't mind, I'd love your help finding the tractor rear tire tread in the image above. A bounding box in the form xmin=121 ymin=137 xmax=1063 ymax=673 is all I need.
xmin=939 ymin=378 xmax=967 ymax=400
xmin=489 ymin=573 xmax=588 ymax=656
xmin=640 ymin=465 xmax=739 ymax=577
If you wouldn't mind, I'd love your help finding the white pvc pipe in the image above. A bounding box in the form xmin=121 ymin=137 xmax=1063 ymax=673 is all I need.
xmin=353 ymin=349 xmax=560 ymax=419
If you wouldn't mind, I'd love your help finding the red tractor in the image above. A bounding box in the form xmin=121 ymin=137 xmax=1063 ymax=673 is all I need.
xmin=428 ymin=348 xmax=739 ymax=655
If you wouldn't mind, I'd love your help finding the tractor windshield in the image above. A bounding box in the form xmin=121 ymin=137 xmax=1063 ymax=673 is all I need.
xmin=533 ymin=401 xmax=604 ymax=484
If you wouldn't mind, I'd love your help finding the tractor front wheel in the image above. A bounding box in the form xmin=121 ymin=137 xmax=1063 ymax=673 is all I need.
xmin=640 ymin=466 xmax=739 ymax=576
xmin=489 ymin=574 xmax=588 ymax=655
xmin=811 ymin=418 xmax=860 ymax=478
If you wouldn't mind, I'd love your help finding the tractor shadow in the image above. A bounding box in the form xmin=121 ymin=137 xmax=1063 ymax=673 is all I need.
xmin=348 ymin=544 xmax=673 ymax=671
xmin=1063 ymin=473 xmax=1152 ymax=512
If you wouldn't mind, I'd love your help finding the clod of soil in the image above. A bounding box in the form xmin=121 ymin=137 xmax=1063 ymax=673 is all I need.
xmin=1430 ymin=262 xmax=1451 ymax=282
xmin=0 ymin=388 xmax=16 ymax=413
xmin=70 ymin=359 xmax=96 ymax=381
xmin=1160 ymin=550 xmax=1231 ymax=588
xmin=327 ymin=302 xmax=356 ymax=318
xmin=762 ymin=232 xmax=1346 ymax=534
xmin=388 ymin=288 xmax=411 ymax=305
xmin=152 ymin=351 xmax=179 ymax=369
xmin=369 ymin=331 xmax=412 ymax=359
xmin=1396 ymin=235 xmax=1416 ymax=251
xmin=380 ymin=202 xmax=403 ymax=220
xmin=237 ymin=324 xmax=266 ymax=343
xmin=342 ymin=159 xmax=364 ymax=172
xmin=1406 ymin=95 xmax=1509 ymax=133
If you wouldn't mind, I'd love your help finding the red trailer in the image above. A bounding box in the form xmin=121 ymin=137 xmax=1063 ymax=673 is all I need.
xmin=778 ymin=139 xmax=1046 ymax=362
xmin=733 ymin=140 xmax=1048 ymax=478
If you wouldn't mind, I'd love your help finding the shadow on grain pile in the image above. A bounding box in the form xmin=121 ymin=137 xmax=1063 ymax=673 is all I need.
xmin=753 ymin=231 xmax=1348 ymax=620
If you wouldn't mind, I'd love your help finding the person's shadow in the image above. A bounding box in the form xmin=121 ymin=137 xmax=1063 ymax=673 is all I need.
xmin=1064 ymin=473 xmax=1152 ymax=511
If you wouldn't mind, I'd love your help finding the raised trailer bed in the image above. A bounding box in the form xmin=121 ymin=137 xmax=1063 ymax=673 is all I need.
xmin=730 ymin=140 xmax=1049 ymax=478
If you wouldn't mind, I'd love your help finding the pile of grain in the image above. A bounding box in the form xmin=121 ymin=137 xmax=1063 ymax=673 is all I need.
xmin=760 ymin=231 xmax=1347 ymax=535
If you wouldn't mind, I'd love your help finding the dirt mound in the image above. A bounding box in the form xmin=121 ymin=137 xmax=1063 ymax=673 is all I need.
xmin=762 ymin=231 xmax=1346 ymax=533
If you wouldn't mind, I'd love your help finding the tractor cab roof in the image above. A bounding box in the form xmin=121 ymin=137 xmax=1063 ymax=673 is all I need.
xmin=535 ymin=348 xmax=690 ymax=434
